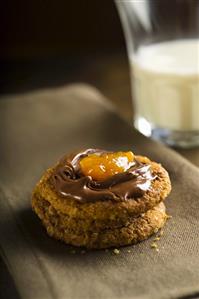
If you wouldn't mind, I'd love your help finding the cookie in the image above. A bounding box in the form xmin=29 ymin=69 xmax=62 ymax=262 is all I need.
xmin=32 ymin=149 xmax=171 ymax=231
xmin=32 ymin=193 xmax=167 ymax=249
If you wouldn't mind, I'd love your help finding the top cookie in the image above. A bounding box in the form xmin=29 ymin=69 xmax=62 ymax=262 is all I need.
xmin=32 ymin=149 xmax=171 ymax=231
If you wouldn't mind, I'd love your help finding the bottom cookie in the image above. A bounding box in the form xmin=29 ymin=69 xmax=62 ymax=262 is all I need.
xmin=89 ymin=202 xmax=167 ymax=249
xmin=32 ymin=194 xmax=167 ymax=249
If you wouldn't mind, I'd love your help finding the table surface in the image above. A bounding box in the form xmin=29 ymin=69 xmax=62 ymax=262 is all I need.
xmin=1 ymin=53 xmax=199 ymax=167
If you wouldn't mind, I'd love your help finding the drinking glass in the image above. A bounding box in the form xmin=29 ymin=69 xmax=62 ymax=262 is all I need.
xmin=115 ymin=0 xmax=199 ymax=148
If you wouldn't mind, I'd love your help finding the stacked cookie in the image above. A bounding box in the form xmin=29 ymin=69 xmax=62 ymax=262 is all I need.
xmin=32 ymin=149 xmax=171 ymax=249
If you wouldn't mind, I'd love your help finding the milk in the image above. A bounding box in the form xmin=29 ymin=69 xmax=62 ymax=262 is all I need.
xmin=131 ymin=39 xmax=199 ymax=131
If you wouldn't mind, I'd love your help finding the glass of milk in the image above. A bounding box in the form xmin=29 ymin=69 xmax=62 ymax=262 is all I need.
xmin=116 ymin=0 xmax=199 ymax=148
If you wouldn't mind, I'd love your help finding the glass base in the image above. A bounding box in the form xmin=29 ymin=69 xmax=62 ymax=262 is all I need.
xmin=134 ymin=117 xmax=199 ymax=149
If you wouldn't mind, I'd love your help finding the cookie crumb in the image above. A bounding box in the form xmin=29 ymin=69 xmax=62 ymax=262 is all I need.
xmin=127 ymin=250 xmax=131 ymax=253
xmin=151 ymin=242 xmax=158 ymax=249
xmin=153 ymin=236 xmax=160 ymax=241
xmin=113 ymin=248 xmax=120 ymax=255
xmin=155 ymin=248 xmax=159 ymax=252
xmin=159 ymin=230 xmax=164 ymax=236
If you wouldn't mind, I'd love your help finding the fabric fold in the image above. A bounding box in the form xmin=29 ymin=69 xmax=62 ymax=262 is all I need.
xmin=0 ymin=84 xmax=199 ymax=299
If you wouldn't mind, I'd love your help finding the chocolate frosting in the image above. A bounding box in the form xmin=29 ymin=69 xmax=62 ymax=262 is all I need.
xmin=49 ymin=149 xmax=155 ymax=203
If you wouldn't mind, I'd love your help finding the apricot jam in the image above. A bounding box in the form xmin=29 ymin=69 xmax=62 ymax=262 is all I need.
xmin=79 ymin=151 xmax=134 ymax=181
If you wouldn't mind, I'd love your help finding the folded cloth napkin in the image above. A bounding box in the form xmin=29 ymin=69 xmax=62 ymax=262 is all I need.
xmin=0 ymin=84 xmax=199 ymax=299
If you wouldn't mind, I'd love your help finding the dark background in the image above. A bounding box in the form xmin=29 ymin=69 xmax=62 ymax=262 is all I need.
xmin=1 ymin=1 xmax=130 ymax=97
xmin=0 ymin=0 xmax=132 ymax=119
xmin=1 ymin=0 xmax=125 ymax=59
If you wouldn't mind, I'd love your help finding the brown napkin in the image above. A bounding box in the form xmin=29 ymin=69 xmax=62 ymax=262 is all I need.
xmin=0 ymin=84 xmax=199 ymax=299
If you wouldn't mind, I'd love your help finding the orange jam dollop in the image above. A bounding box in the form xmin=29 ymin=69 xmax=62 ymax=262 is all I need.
xmin=79 ymin=151 xmax=134 ymax=181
